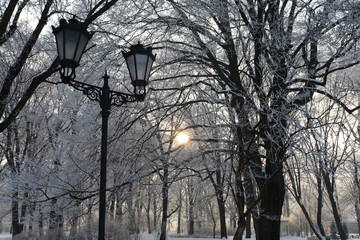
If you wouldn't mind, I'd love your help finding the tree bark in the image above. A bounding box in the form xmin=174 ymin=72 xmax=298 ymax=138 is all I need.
xmin=316 ymin=174 xmax=326 ymax=236
xmin=216 ymin=192 xmax=227 ymax=238
xmin=127 ymin=183 xmax=136 ymax=235
xmin=146 ymin=190 xmax=152 ymax=234
xmin=258 ymin=168 xmax=285 ymax=240
xmin=323 ymin=171 xmax=347 ymax=240
xmin=177 ymin=187 xmax=182 ymax=234
xmin=11 ymin=191 xmax=22 ymax=237
xmin=159 ymin=167 xmax=169 ymax=240
xmin=208 ymin=168 xmax=227 ymax=238
xmin=6 ymin=123 xmax=23 ymax=237
xmin=188 ymin=177 xmax=195 ymax=235
xmin=246 ymin=214 xmax=251 ymax=238
xmin=153 ymin=192 xmax=157 ymax=230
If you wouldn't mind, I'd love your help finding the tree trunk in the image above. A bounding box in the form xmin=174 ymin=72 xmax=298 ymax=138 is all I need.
xmin=189 ymin=204 xmax=194 ymax=235
xmin=188 ymin=177 xmax=195 ymax=235
xmin=159 ymin=167 xmax=169 ymax=240
xmin=177 ymin=187 xmax=182 ymax=234
xmin=49 ymin=198 xmax=58 ymax=230
xmin=136 ymin=196 xmax=142 ymax=235
xmin=127 ymin=183 xmax=136 ymax=235
xmin=20 ymin=188 xmax=28 ymax=233
xmin=153 ymin=192 xmax=157 ymax=230
xmin=217 ymin=195 xmax=227 ymax=238
xmin=246 ymin=214 xmax=251 ymax=238
xmin=28 ymin=202 xmax=36 ymax=234
xmin=39 ymin=208 xmax=44 ymax=238
xmin=115 ymin=194 xmax=123 ymax=224
xmin=354 ymin=162 xmax=360 ymax=236
xmin=6 ymin=124 xmax=22 ymax=237
xmin=356 ymin=197 xmax=360 ymax=238
xmin=210 ymin=169 xmax=227 ymax=239
xmin=208 ymin=202 xmax=216 ymax=238
xmin=69 ymin=200 xmax=81 ymax=239
xmin=146 ymin=191 xmax=152 ymax=234
xmin=11 ymin=191 xmax=22 ymax=237
xmin=323 ymin=171 xmax=347 ymax=240
xmin=258 ymin=167 xmax=285 ymax=240
xmin=243 ymin=166 xmax=259 ymax=238
xmin=316 ymin=175 xmax=326 ymax=236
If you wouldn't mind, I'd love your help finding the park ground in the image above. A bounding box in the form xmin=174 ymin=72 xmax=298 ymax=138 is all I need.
xmin=0 ymin=232 xmax=359 ymax=239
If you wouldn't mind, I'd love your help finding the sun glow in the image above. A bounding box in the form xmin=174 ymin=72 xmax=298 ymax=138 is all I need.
xmin=176 ymin=132 xmax=190 ymax=145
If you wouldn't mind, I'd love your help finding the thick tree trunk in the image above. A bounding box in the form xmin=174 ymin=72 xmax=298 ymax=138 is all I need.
xmin=258 ymin=167 xmax=285 ymax=240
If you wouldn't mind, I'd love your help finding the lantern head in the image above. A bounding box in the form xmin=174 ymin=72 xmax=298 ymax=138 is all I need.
xmin=122 ymin=42 xmax=156 ymax=100
xmin=52 ymin=18 xmax=94 ymax=82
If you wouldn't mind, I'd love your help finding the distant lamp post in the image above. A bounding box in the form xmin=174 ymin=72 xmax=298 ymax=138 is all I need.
xmin=52 ymin=18 xmax=155 ymax=240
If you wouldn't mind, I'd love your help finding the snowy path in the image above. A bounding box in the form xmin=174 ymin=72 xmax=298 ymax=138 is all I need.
xmin=168 ymin=237 xmax=306 ymax=240
xmin=0 ymin=232 xmax=358 ymax=240
xmin=0 ymin=233 xmax=11 ymax=240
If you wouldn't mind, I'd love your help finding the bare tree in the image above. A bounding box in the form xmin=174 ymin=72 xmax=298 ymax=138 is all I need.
xmin=133 ymin=1 xmax=360 ymax=239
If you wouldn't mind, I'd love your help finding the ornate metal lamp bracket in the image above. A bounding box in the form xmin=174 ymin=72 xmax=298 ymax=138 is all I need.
xmin=62 ymin=75 xmax=139 ymax=107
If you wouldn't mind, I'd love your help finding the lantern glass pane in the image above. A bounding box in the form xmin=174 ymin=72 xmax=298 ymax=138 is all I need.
xmin=135 ymin=54 xmax=148 ymax=80
xmin=145 ymin=57 xmax=154 ymax=82
xmin=55 ymin=30 xmax=64 ymax=60
xmin=74 ymin=33 xmax=89 ymax=63
xmin=64 ymin=29 xmax=81 ymax=61
xmin=126 ymin=55 xmax=136 ymax=81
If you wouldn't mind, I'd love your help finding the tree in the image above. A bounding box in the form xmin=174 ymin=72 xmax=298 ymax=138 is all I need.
xmin=131 ymin=1 xmax=360 ymax=239
xmin=286 ymin=74 xmax=360 ymax=240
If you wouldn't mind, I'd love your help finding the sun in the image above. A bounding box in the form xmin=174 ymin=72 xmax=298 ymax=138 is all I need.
xmin=175 ymin=132 xmax=190 ymax=145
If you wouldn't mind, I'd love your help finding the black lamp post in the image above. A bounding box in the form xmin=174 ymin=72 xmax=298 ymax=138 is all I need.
xmin=52 ymin=18 xmax=155 ymax=240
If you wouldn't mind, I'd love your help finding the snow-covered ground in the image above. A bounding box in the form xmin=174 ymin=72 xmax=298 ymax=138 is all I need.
xmin=0 ymin=233 xmax=11 ymax=240
xmin=139 ymin=232 xmax=360 ymax=240
xmin=0 ymin=232 xmax=358 ymax=240
xmin=139 ymin=232 xmax=302 ymax=240
xmin=168 ymin=237 xmax=306 ymax=240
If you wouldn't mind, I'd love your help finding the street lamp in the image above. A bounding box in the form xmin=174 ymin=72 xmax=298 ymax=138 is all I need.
xmin=52 ymin=18 xmax=155 ymax=240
